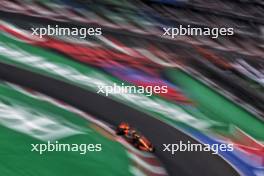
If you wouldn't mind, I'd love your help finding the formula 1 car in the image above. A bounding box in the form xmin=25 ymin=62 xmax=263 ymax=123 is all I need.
xmin=116 ymin=122 xmax=155 ymax=152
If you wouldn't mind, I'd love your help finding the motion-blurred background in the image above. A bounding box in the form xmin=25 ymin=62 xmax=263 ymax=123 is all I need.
xmin=0 ymin=0 xmax=263 ymax=176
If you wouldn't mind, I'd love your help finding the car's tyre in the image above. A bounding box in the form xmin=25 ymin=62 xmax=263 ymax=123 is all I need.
xmin=116 ymin=127 xmax=124 ymax=135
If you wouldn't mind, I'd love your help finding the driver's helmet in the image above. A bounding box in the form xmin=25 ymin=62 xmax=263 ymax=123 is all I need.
xmin=127 ymin=129 xmax=136 ymax=138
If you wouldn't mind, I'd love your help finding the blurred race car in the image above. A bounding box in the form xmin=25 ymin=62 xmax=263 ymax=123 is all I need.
xmin=116 ymin=122 xmax=155 ymax=152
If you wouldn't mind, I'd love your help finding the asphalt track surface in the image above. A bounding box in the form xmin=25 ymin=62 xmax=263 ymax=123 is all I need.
xmin=0 ymin=62 xmax=240 ymax=176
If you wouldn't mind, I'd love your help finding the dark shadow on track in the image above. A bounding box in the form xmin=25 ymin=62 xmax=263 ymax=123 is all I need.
xmin=0 ymin=62 xmax=239 ymax=176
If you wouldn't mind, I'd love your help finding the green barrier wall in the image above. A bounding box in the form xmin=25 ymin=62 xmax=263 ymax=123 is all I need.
xmin=0 ymin=83 xmax=132 ymax=176
xmin=165 ymin=69 xmax=264 ymax=141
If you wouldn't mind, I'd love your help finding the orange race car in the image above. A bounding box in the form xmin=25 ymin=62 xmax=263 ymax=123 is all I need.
xmin=116 ymin=122 xmax=155 ymax=152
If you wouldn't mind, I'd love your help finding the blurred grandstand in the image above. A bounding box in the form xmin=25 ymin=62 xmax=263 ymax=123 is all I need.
xmin=0 ymin=0 xmax=263 ymax=176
